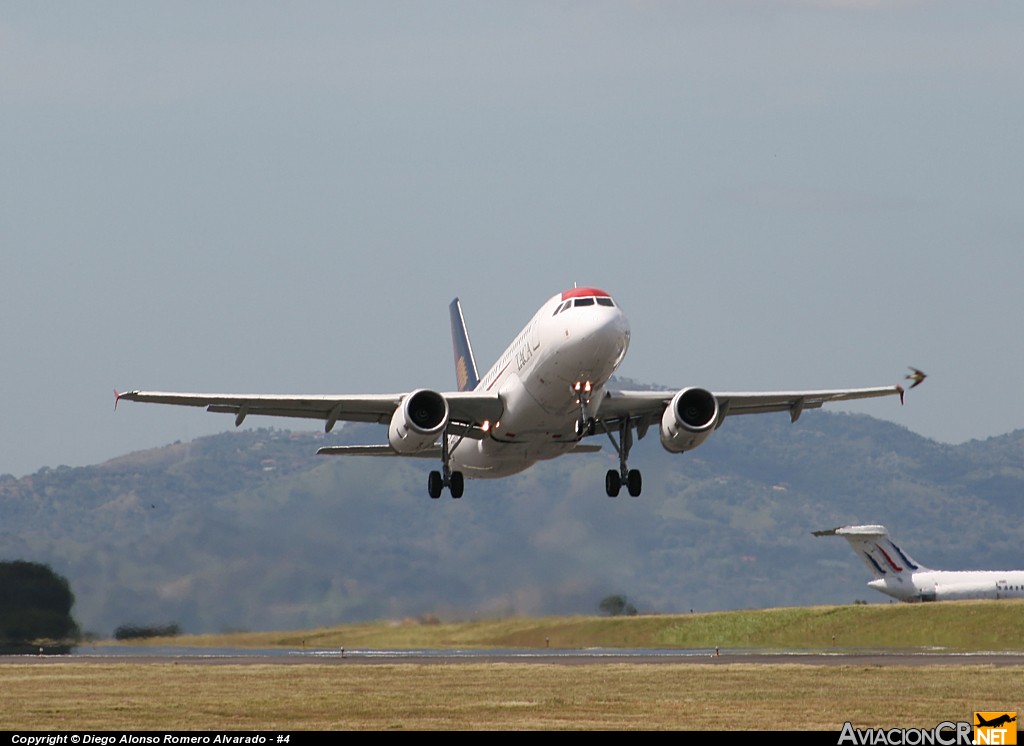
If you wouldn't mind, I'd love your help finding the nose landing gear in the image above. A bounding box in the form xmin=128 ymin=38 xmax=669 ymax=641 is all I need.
xmin=572 ymin=381 xmax=595 ymax=437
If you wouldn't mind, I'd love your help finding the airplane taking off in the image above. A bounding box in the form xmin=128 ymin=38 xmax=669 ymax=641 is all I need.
xmin=117 ymin=287 xmax=910 ymax=499
xmin=815 ymin=524 xmax=1024 ymax=602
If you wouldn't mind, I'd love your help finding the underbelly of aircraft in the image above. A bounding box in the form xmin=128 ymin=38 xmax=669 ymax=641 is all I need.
xmin=452 ymin=343 xmax=616 ymax=478
xmin=451 ymin=437 xmax=582 ymax=478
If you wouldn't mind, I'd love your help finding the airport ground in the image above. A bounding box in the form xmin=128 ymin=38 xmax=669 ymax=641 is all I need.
xmin=3 ymin=603 xmax=1023 ymax=730
xmin=2 ymin=660 xmax=1022 ymax=730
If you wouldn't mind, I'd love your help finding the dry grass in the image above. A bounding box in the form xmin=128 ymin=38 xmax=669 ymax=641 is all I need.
xmin=154 ymin=600 xmax=1024 ymax=652
xmin=0 ymin=662 xmax=1019 ymax=730
xmin=31 ymin=605 xmax=1021 ymax=730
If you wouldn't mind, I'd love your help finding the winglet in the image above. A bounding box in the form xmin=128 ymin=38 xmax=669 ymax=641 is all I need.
xmin=897 ymin=384 xmax=905 ymax=406
xmin=114 ymin=389 xmax=122 ymax=411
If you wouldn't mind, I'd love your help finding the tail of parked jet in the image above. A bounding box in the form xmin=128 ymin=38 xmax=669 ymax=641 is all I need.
xmin=449 ymin=298 xmax=480 ymax=392
xmin=813 ymin=525 xmax=930 ymax=580
xmin=815 ymin=523 xmax=1024 ymax=602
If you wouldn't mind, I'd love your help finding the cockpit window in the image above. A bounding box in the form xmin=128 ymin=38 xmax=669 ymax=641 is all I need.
xmin=556 ymin=296 xmax=616 ymax=313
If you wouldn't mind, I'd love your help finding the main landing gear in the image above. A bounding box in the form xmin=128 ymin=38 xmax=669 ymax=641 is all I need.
xmin=602 ymin=418 xmax=642 ymax=497
xmin=428 ymin=468 xmax=463 ymax=499
xmin=428 ymin=425 xmax=466 ymax=499
xmin=574 ymin=380 xmax=642 ymax=497
xmin=605 ymin=467 xmax=641 ymax=498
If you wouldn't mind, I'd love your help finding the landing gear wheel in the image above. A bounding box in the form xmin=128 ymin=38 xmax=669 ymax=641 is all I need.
xmin=428 ymin=471 xmax=443 ymax=499
xmin=605 ymin=469 xmax=621 ymax=498
xmin=449 ymin=471 xmax=464 ymax=499
xmin=626 ymin=469 xmax=642 ymax=497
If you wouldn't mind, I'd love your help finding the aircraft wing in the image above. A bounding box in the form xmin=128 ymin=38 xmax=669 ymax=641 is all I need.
xmin=597 ymin=384 xmax=904 ymax=427
xmin=115 ymin=390 xmax=504 ymax=432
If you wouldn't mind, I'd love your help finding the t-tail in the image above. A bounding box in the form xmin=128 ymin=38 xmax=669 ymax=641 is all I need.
xmin=814 ymin=524 xmax=929 ymax=581
xmin=449 ymin=298 xmax=480 ymax=392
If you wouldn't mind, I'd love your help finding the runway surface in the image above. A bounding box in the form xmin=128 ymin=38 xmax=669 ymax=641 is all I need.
xmin=6 ymin=646 xmax=1024 ymax=666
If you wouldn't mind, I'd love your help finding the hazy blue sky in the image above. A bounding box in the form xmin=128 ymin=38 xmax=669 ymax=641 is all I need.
xmin=2 ymin=1 xmax=1022 ymax=477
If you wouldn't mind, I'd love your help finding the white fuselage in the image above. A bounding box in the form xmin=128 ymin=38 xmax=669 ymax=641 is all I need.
xmin=451 ymin=289 xmax=630 ymax=477
xmin=869 ymin=571 xmax=1024 ymax=602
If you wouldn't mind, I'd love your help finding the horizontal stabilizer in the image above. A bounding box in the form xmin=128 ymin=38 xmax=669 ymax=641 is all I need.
xmin=815 ymin=523 xmax=928 ymax=579
xmin=814 ymin=524 xmax=889 ymax=538
xmin=317 ymin=445 xmax=441 ymax=458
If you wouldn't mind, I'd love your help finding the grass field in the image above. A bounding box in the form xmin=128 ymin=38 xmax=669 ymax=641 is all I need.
xmin=4 ymin=602 xmax=1023 ymax=730
xmin=161 ymin=600 xmax=1024 ymax=651
xmin=1 ymin=662 xmax=1020 ymax=730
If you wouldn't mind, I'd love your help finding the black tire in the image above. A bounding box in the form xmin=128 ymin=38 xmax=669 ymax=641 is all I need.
xmin=428 ymin=471 xmax=443 ymax=499
xmin=450 ymin=471 xmax=464 ymax=499
xmin=627 ymin=469 xmax=642 ymax=497
xmin=605 ymin=469 xmax=621 ymax=498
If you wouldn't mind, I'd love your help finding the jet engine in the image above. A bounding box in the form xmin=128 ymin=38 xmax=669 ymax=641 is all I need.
xmin=660 ymin=387 xmax=719 ymax=453
xmin=388 ymin=389 xmax=449 ymax=454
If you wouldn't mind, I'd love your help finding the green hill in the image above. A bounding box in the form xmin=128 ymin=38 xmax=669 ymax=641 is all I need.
xmin=2 ymin=410 xmax=1023 ymax=636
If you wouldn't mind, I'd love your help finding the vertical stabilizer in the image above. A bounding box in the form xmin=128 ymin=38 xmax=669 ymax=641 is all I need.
xmin=449 ymin=298 xmax=480 ymax=392
xmin=814 ymin=524 xmax=929 ymax=580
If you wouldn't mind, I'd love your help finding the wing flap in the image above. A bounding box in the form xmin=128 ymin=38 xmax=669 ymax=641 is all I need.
xmin=117 ymin=391 xmax=403 ymax=428
xmin=716 ymin=386 xmax=902 ymax=422
xmin=205 ymin=404 xmax=389 ymax=424
xmin=116 ymin=390 xmax=503 ymax=430
xmin=596 ymin=384 xmax=903 ymax=425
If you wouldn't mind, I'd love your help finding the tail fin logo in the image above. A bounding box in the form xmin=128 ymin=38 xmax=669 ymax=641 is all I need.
xmin=874 ymin=543 xmax=905 ymax=573
xmin=890 ymin=540 xmax=920 ymax=571
xmin=455 ymin=356 xmax=471 ymax=392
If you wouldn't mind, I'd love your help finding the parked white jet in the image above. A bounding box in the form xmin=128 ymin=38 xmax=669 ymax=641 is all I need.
xmin=117 ymin=287 xmax=909 ymax=499
xmin=815 ymin=524 xmax=1024 ymax=602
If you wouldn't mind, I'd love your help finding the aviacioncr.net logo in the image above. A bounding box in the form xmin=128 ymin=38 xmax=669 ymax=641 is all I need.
xmin=838 ymin=721 xmax=972 ymax=745
xmin=974 ymin=712 xmax=1017 ymax=745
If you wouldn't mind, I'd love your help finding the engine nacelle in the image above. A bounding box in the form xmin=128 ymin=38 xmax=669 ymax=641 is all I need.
xmin=388 ymin=389 xmax=449 ymax=454
xmin=660 ymin=387 xmax=719 ymax=453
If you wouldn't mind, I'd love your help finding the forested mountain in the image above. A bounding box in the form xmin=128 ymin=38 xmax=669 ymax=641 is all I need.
xmin=2 ymin=410 xmax=1022 ymax=636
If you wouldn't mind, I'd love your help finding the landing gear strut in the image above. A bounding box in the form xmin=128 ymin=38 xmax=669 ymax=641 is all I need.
xmin=428 ymin=425 xmax=466 ymax=499
xmin=572 ymin=381 xmax=594 ymax=437
xmin=602 ymin=418 xmax=642 ymax=497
